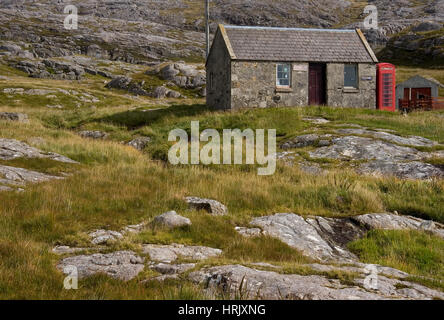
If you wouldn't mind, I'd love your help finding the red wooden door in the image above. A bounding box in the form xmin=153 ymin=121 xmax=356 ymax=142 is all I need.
xmin=309 ymin=64 xmax=326 ymax=105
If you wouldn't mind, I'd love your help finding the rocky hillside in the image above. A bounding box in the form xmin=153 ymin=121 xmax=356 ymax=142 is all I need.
xmin=0 ymin=0 xmax=443 ymax=65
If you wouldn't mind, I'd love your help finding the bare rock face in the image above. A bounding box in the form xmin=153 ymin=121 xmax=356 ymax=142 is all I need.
xmin=89 ymin=229 xmax=124 ymax=245
xmin=335 ymin=129 xmax=437 ymax=148
xmin=352 ymin=213 xmax=444 ymax=238
xmin=281 ymin=134 xmax=332 ymax=149
xmin=151 ymin=86 xmax=182 ymax=99
xmin=185 ymin=197 xmax=228 ymax=216
xmin=127 ymin=137 xmax=151 ymax=151
xmin=302 ymin=117 xmax=330 ymax=124
xmin=250 ymin=213 xmax=359 ymax=262
xmin=143 ymin=243 xmax=222 ymax=263
xmin=57 ymin=251 xmax=145 ymax=281
xmin=235 ymin=226 xmax=263 ymax=238
xmin=78 ymin=131 xmax=109 ymax=140
xmin=150 ymin=262 xmax=196 ymax=275
xmin=153 ymin=211 xmax=192 ymax=229
xmin=359 ymin=161 xmax=444 ymax=180
xmin=309 ymin=136 xmax=424 ymax=162
xmin=0 ymin=165 xmax=62 ymax=186
xmin=244 ymin=213 xmax=444 ymax=263
xmin=0 ymin=112 xmax=28 ymax=122
xmin=52 ymin=246 xmax=87 ymax=255
xmin=189 ymin=264 xmax=444 ymax=300
xmin=0 ymin=138 xmax=78 ymax=163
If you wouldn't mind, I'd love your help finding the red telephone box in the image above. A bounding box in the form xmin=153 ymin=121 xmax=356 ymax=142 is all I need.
xmin=377 ymin=63 xmax=396 ymax=112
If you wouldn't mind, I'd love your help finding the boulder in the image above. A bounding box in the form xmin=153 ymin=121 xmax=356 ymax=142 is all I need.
xmin=185 ymin=197 xmax=228 ymax=216
xmin=153 ymin=211 xmax=192 ymax=229
xmin=57 ymin=251 xmax=145 ymax=281
xmin=0 ymin=112 xmax=28 ymax=122
xmin=127 ymin=137 xmax=151 ymax=151
xmin=89 ymin=229 xmax=124 ymax=245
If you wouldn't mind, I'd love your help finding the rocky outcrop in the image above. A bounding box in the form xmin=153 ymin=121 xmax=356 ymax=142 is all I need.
xmin=143 ymin=243 xmax=222 ymax=263
xmin=149 ymin=62 xmax=206 ymax=90
xmin=127 ymin=137 xmax=151 ymax=151
xmin=0 ymin=138 xmax=78 ymax=163
xmin=151 ymin=86 xmax=182 ymax=99
xmin=57 ymin=251 xmax=145 ymax=281
xmin=241 ymin=213 xmax=444 ymax=263
xmin=105 ymin=76 xmax=150 ymax=96
xmin=0 ymin=112 xmax=28 ymax=122
xmin=185 ymin=197 xmax=228 ymax=216
xmin=359 ymin=161 xmax=444 ymax=180
xmin=78 ymin=131 xmax=109 ymax=140
xmin=153 ymin=211 xmax=192 ymax=229
xmin=12 ymin=59 xmax=85 ymax=80
xmin=0 ymin=165 xmax=62 ymax=189
xmin=335 ymin=129 xmax=437 ymax=147
xmin=89 ymin=229 xmax=124 ymax=245
xmin=189 ymin=264 xmax=444 ymax=300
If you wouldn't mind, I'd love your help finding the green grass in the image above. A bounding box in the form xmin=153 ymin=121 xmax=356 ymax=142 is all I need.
xmin=0 ymin=66 xmax=443 ymax=298
xmin=349 ymin=230 xmax=444 ymax=289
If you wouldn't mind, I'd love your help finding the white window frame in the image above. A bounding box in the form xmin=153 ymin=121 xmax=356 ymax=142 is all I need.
xmin=276 ymin=63 xmax=291 ymax=87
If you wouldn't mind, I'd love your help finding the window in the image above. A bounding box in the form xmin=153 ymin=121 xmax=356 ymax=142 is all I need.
xmin=276 ymin=64 xmax=291 ymax=87
xmin=344 ymin=64 xmax=358 ymax=88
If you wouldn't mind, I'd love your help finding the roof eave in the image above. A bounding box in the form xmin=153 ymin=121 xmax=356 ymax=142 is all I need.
xmin=356 ymin=28 xmax=379 ymax=63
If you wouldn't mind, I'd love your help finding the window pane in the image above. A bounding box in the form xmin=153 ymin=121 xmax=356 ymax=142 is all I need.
xmin=344 ymin=64 xmax=358 ymax=88
xmin=277 ymin=64 xmax=291 ymax=87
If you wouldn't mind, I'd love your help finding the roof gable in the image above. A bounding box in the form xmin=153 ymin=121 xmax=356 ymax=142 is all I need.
xmin=397 ymin=75 xmax=444 ymax=88
xmin=221 ymin=25 xmax=377 ymax=63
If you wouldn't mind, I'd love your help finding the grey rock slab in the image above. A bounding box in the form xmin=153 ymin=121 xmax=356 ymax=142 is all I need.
xmin=250 ymin=213 xmax=355 ymax=262
xmin=351 ymin=213 xmax=444 ymax=239
xmin=185 ymin=197 xmax=228 ymax=216
xmin=57 ymin=251 xmax=145 ymax=281
xmin=359 ymin=161 xmax=443 ymax=180
xmin=89 ymin=229 xmax=124 ymax=245
xmin=190 ymin=264 xmax=444 ymax=300
xmin=127 ymin=136 xmax=151 ymax=151
xmin=150 ymin=263 xmax=196 ymax=275
xmin=336 ymin=128 xmax=437 ymax=147
xmin=235 ymin=226 xmax=263 ymax=237
xmin=143 ymin=243 xmax=222 ymax=263
xmin=0 ymin=165 xmax=62 ymax=185
xmin=52 ymin=246 xmax=87 ymax=255
xmin=0 ymin=112 xmax=28 ymax=122
xmin=153 ymin=211 xmax=191 ymax=229
xmin=78 ymin=131 xmax=109 ymax=140
xmin=189 ymin=265 xmax=387 ymax=300
xmin=302 ymin=117 xmax=330 ymax=124
xmin=0 ymin=138 xmax=78 ymax=163
xmin=309 ymin=136 xmax=425 ymax=161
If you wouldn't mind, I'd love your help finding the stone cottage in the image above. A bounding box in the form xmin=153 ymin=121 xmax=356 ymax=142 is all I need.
xmin=206 ymin=25 xmax=379 ymax=110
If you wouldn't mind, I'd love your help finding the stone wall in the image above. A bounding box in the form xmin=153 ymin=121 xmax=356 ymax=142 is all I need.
xmin=208 ymin=56 xmax=376 ymax=110
xmin=206 ymin=31 xmax=232 ymax=110
xmin=326 ymin=63 xmax=376 ymax=109
xmin=231 ymin=61 xmax=308 ymax=110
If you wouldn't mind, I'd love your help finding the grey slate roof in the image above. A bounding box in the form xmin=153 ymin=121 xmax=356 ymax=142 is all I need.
xmin=223 ymin=25 xmax=375 ymax=63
